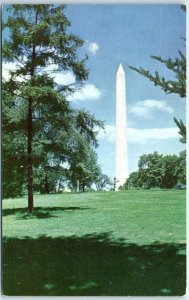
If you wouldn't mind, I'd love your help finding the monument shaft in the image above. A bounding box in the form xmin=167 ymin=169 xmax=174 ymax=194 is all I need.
xmin=116 ymin=64 xmax=128 ymax=190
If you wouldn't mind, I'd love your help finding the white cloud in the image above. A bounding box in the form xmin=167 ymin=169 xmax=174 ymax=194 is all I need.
xmin=3 ymin=61 xmax=101 ymax=102
xmin=129 ymin=99 xmax=174 ymax=118
xmin=2 ymin=61 xmax=17 ymax=81
xmin=41 ymin=63 xmax=76 ymax=85
xmin=85 ymin=40 xmax=99 ymax=55
xmin=68 ymin=84 xmax=101 ymax=101
xmin=128 ymin=127 xmax=178 ymax=143
xmin=61 ymin=161 xmax=70 ymax=170
xmin=2 ymin=61 xmax=31 ymax=82
xmin=98 ymin=124 xmax=179 ymax=143
xmin=52 ymin=71 xmax=75 ymax=85
xmin=43 ymin=63 xmax=59 ymax=73
xmin=3 ymin=61 xmax=75 ymax=86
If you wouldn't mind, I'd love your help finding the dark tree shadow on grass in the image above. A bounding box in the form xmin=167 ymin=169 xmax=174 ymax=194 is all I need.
xmin=3 ymin=233 xmax=186 ymax=296
xmin=2 ymin=207 xmax=89 ymax=219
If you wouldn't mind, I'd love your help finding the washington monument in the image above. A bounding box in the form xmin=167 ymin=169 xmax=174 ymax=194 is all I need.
xmin=115 ymin=64 xmax=128 ymax=190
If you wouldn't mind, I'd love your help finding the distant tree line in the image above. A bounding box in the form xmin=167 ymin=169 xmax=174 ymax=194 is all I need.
xmin=123 ymin=151 xmax=186 ymax=190
xmin=3 ymin=134 xmax=112 ymax=197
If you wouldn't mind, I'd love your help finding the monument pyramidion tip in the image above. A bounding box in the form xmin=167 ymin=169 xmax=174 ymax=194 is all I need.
xmin=117 ymin=63 xmax=125 ymax=74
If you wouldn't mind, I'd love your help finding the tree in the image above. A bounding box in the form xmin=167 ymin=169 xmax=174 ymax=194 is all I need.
xmin=173 ymin=117 xmax=186 ymax=144
xmin=125 ymin=151 xmax=186 ymax=190
xmin=176 ymin=150 xmax=186 ymax=184
xmin=2 ymin=132 xmax=27 ymax=198
xmin=3 ymin=5 xmax=103 ymax=211
xmin=129 ymin=7 xmax=186 ymax=143
xmin=33 ymin=162 xmax=68 ymax=194
xmin=124 ymin=172 xmax=140 ymax=189
xmin=129 ymin=52 xmax=186 ymax=143
xmin=138 ymin=152 xmax=164 ymax=188
xmin=68 ymin=139 xmax=101 ymax=192
xmin=130 ymin=52 xmax=186 ymax=98
xmin=161 ymin=154 xmax=178 ymax=188
xmin=2 ymin=92 xmax=28 ymax=198
xmin=95 ymin=174 xmax=112 ymax=191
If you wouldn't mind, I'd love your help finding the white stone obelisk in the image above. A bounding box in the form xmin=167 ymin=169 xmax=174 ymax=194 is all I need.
xmin=115 ymin=64 xmax=128 ymax=190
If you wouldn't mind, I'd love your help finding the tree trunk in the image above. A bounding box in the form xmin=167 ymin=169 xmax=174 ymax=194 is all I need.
xmin=27 ymin=11 xmax=38 ymax=212
xmin=76 ymin=180 xmax=80 ymax=192
xmin=27 ymin=55 xmax=35 ymax=212
xmin=82 ymin=183 xmax=85 ymax=193
xmin=28 ymin=97 xmax=33 ymax=213
xmin=44 ymin=175 xmax=49 ymax=194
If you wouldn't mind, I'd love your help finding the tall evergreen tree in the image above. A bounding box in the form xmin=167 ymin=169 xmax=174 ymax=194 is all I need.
xmin=3 ymin=5 xmax=103 ymax=211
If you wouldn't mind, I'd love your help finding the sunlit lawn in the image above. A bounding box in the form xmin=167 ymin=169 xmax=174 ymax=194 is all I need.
xmin=2 ymin=190 xmax=186 ymax=296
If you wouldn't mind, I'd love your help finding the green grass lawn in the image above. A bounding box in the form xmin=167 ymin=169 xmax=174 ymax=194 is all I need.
xmin=2 ymin=190 xmax=186 ymax=296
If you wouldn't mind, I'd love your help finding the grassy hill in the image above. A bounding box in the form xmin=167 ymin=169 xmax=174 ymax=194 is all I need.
xmin=2 ymin=190 xmax=186 ymax=296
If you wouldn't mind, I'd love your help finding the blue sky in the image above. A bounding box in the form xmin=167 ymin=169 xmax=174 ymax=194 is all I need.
xmin=3 ymin=4 xmax=186 ymax=180
xmin=65 ymin=4 xmax=186 ymax=178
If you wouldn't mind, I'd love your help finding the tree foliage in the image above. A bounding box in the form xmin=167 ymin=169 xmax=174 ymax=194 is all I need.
xmin=129 ymin=51 xmax=186 ymax=98
xmin=125 ymin=151 xmax=186 ymax=190
xmin=173 ymin=117 xmax=186 ymax=143
xmin=68 ymin=139 xmax=101 ymax=192
xmin=95 ymin=174 xmax=112 ymax=191
xmin=129 ymin=6 xmax=186 ymax=143
xmin=2 ymin=5 xmax=103 ymax=207
xmin=130 ymin=52 xmax=186 ymax=143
